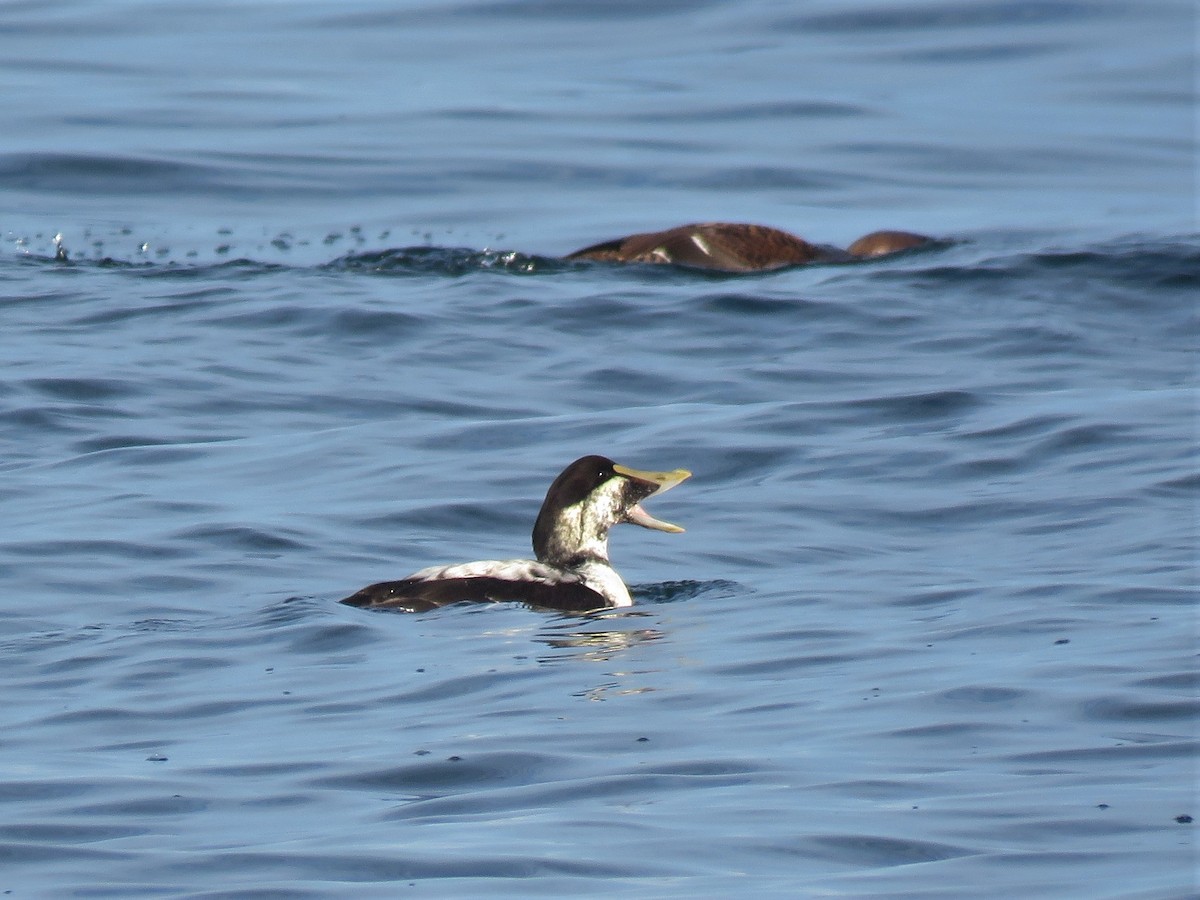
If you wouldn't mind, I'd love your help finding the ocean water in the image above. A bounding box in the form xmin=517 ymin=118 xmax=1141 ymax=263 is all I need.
xmin=2 ymin=1 xmax=1196 ymax=897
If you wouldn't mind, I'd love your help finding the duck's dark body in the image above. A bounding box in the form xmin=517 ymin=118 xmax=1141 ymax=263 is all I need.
xmin=566 ymin=222 xmax=929 ymax=272
xmin=341 ymin=571 xmax=608 ymax=613
xmin=340 ymin=456 xmax=690 ymax=613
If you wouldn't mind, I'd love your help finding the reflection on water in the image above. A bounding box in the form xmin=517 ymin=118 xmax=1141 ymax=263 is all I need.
xmin=537 ymin=615 xmax=665 ymax=665
xmin=532 ymin=580 xmax=743 ymax=665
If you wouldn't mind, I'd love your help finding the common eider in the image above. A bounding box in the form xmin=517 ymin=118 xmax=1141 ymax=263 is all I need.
xmin=341 ymin=455 xmax=691 ymax=613
xmin=566 ymin=222 xmax=929 ymax=272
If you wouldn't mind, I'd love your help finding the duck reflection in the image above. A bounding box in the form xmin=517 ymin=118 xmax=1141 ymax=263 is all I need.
xmin=535 ymin=610 xmax=665 ymax=664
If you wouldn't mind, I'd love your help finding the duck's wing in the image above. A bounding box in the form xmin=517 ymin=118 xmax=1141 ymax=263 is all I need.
xmin=340 ymin=560 xmax=609 ymax=613
xmin=566 ymin=222 xmax=841 ymax=271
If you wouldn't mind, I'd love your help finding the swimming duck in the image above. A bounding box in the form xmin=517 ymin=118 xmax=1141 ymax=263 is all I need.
xmin=565 ymin=222 xmax=929 ymax=272
xmin=341 ymin=455 xmax=691 ymax=613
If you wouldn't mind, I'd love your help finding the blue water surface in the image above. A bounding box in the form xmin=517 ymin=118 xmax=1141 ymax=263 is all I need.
xmin=2 ymin=1 xmax=1196 ymax=897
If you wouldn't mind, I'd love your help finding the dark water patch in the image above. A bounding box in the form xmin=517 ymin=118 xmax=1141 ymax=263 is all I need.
xmin=285 ymin=621 xmax=380 ymax=655
xmin=126 ymin=258 xmax=292 ymax=281
xmin=822 ymin=779 xmax=927 ymax=801
xmin=956 ymin=413 xmax=1068 ymax=442
xmin=983 ymin=325 xmax=1086 ymax=360
xmin=313 ymin=750 xmax=571 ymax=794
xmin=892 ymin=587 xmax=977 ymax=609
xmin=742 ymin=626 xmax=861 ymax=644
xmin=1132 ymin=672 xmax=1200 ymax=692
xmin=1081 ymin=695 xmax=1200 ymax=724
xmin=172 ymin=524 xmax=310 ymax=554
xmin=1090 ymin=586 xmax=1196 ymax=607
xmin=937 ymin=685 xmax=1029 ymax=706
xmin=791 ymin=1 xmax=1106 ymax=34
xmin=197 ymin=303 xmax=312 ymax=331
xmin=0 ymin=821 xmax=146 ymax=843
xmin=37 ymin=653 xmax=113 ymax=676
xmin=71 ymin=434 xmax=182 ymax=454
xmin=0 ymin=778 xmax=107 ymax=802
xmin=683 ymin=446 xmax=795 ymax=484
xmin=69 ymin=795 xmax=210 ymax=818
xmin=378 ymin=670 xmax=543 ymax=706
xmin=193 ymin=761 xmax=327 ymax=778
xmin=12 ymin=251 xmax=294 ymax=282
xmin=67 ymin=292 xmax=239 ymax=327
xmin=6 ymin=538 xmax=189 ymax=562
xmin=698 ymin=292 xmax=822 ymax=317
xmin=112 ymin=654 xmax=232 ymax=678
xmin=726 ymin=702 xmax=800 ymax=719
xmin=936 ymin=456 xmax=1032 ymax=480
xmin=877 ymin=238 xmax=1200 ymax=318
xmin=1022 ymin=239 xmax=1200 ymax=292
xmin=249 ymin=596 xmax=326 ymax=630
xmin=144 ymin=847 xmax=670 ymax=883
xmin=640 ymin=100 xmax=871 ymax=122
xmin=1007 ymin=739 xmax=1197 ymax=765
xmin=969 ymin=815 xmax=1168 ymax=842
xmin=354 ymin=499 xmax=521 ymax=534
xmin=0 ymin=151 xmax=227 ymax=196
xmin=649 ymin=758 xmax=768 ymax=777
xmin=801 ymin=833 xmax=973 ymax=866
xmin=934 ymin=616 xmax=1083 ymax=641
xmin=127 ymin=616 xmax=204 ymax=635
xmin=0 ymin=402 xmax=136 ymax=436
xmin=326 ymin=246 xmax=561 ymax=277
xmin=586 ymin=365 xmax=692 ymax=395
xmin=317 ymin=307 xmax=427 ymax=341
xmin=464 ymin=0 xmax=726 ymax=22
xmin=40 ymin=697 xmax=284 ymax=727
xmin=1146 ymin=470 xmax=1200 ymax=496
xmin=0 ymin=840 xmax=130 ymax=865
xmin=74 ymin=443 xmax=216 ymax=468
xmin=1031 ymin=423 xmax=1135 ymax=457
xmin=888 ymin=721 xmax=1005 ymax=740
xmin=712 ymin=653 xmax=863 ymax=677
xmin=897 ymin=40 xmax=1072 ymax=65
xmin=686 ymin=165 xmax=848 ymax=192
xmin=24 ymin=377 xmax=141 ymax=403
xmin=633 ymin=579 xmax=743 ymax=604
xmin=865 ymin=497 xmax=1036 ymax=528
xmin=846 ymin=389 xmax=983 ymax=423
xmin=380 ymin=768 xmax=764 ymax=825
xmin=0 ymin=402 xmax=77 ymax=438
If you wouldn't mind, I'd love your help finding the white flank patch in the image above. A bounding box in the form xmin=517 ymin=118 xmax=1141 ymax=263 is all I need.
xmin=690 ymin=233 xmax=712 ymax=257
xmin=405 ymin=557 xmax=632 ymax=606
xmin=408 ymin=559 xmax=577 ymax=585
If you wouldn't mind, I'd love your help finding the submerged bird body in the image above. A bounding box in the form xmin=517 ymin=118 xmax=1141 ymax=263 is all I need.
xmin=341 ymin=456 xmax=690 ymax=613
xmin=846 ymin=229 xmax=931 ymax=258
xmin=566 ymin=222 xmax=929 ymax=272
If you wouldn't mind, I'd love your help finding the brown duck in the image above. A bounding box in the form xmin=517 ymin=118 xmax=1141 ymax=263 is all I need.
xmin=565 ymin=222 xmax=929 ymax=272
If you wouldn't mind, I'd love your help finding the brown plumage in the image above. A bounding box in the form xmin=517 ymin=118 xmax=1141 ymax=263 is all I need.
xmin=566 ymin=222 xmax=929 ymax=272
xmin=846 ymin=229 xmax=931 ymax=258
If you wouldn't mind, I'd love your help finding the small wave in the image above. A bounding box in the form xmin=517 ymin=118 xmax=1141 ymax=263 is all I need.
xmin=635 ymin=579 xmax=745 ymax=604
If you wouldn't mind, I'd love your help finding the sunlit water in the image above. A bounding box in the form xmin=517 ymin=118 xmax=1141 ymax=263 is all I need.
xmin=2 ymin=1 xmax=1195 ymax=897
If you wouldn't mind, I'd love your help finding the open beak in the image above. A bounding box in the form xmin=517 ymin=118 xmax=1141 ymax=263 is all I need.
xmin=612 ymin=463 xmax=692 ymax=533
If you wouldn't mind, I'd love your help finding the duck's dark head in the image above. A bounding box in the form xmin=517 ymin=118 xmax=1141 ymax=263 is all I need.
xmin=532 ymin=455 xmax=691 ymax=565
